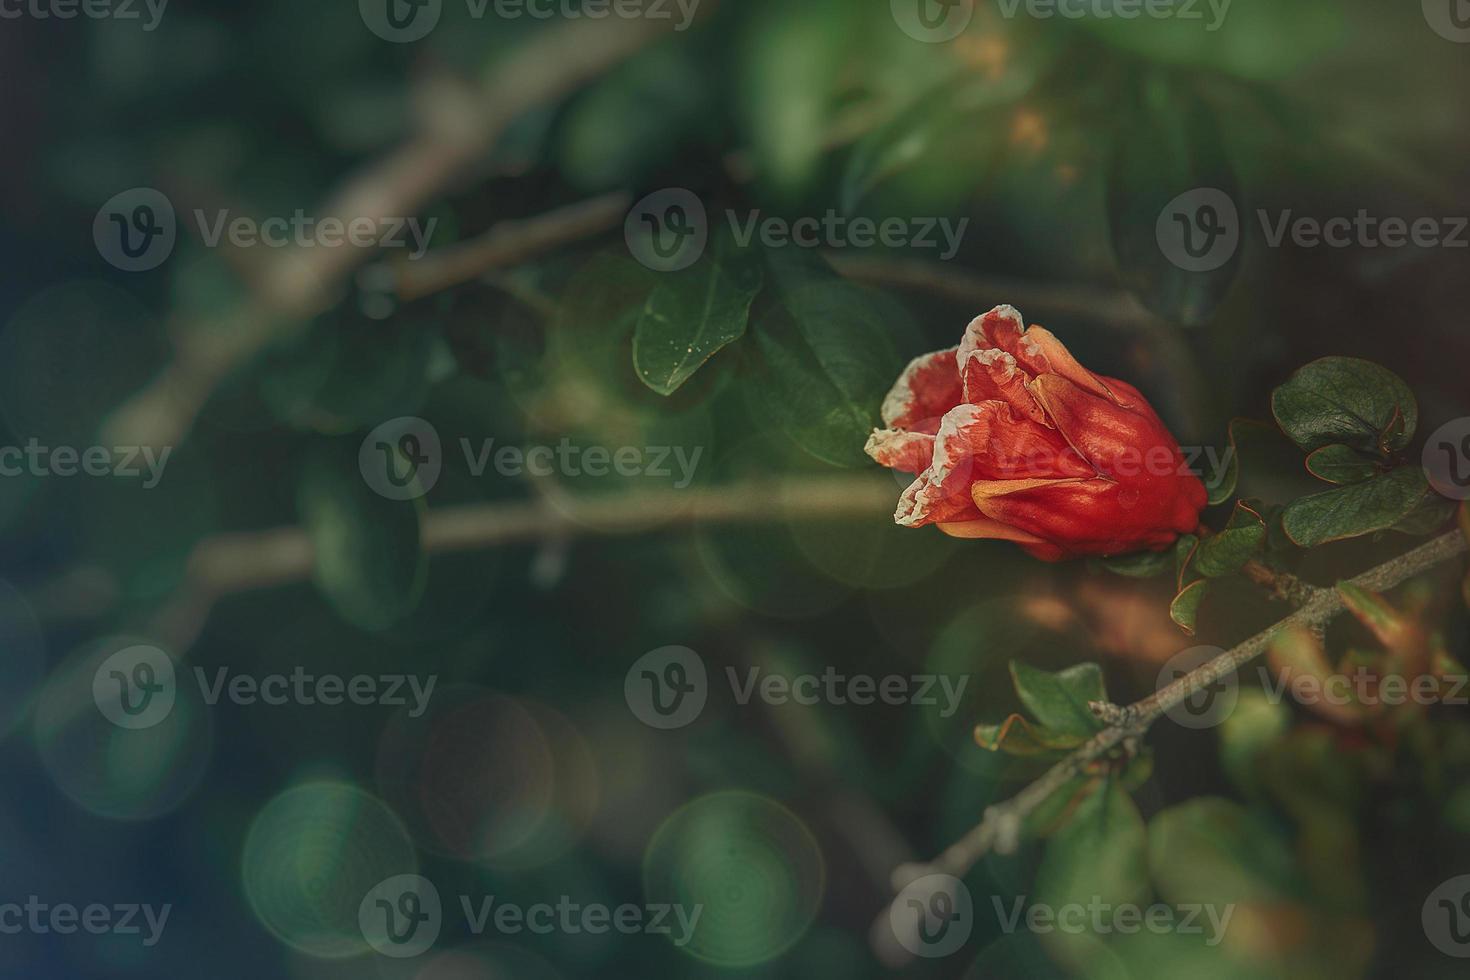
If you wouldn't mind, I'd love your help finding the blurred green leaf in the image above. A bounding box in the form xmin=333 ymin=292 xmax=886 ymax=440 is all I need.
xmin=1147 ymin=798 xmax=1297 ymax=907
xmin=1036 ymin=779 xmax=1151 ymax=914
xmin=297 ymin=442 xmax=426 ymax=631
xmin=633 ymin=234 xmax=763 ymax=396
xmin=1271 ymin=357 xmax=1418 ymax=455
xmin=1108 ymin=77 xmax=1240 ymax=326
xmin=1282 ymin=466 xmax=1429 ymax=548
xmin=1009 ymin=661 xmax=1107 ymax=738
xmin=1096 ymin=548 xmax=1175 ymax=578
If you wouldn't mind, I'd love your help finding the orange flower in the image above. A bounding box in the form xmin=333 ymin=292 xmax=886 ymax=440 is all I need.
xmin=865 ymin=306 xmax=1207 ymax=561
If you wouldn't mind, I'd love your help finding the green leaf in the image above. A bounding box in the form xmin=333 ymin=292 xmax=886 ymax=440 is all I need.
xmin=1205 ymin=419 xmax=1248 ymax=505
xmin=1037 ymin=780 xmax=1150 ymax=916
xmin=1193 ymin=501 xmax=1265 ymax=578
xmin=1095 ymin=548 xmax=1174 ymax=579
xmin=1304 ymin=443 xmax=1379 ymax=484
xmin=1270 ymin=356 xmax=1418 ymax=455
xmin=1392 ymin=494 xmax=1456 ymax=536
xmin=1218 ymin=689 xmax=1289 ymax=799
xmin=1078 ymin=0 xmax=1345 ymax=82
xmin=748 ymin=277 xmax=902 ymax=466
xmin=1107 ymin=76 xmax=1240 ymax=327
xmin=1169 ymin=579 xmax=1209 ymax=635
xmin=297 ymin=441 xmax=426 ymax=632
xmin=1173 ymin=533 xmax=1200 ymax=588
xmin=975 ymin=714 xmax=1087 ymax=757
xmin=1282 ymin=466 xmax=1429 ymax=548
xmin=1147 ymin=798 xmax=1296 ymax=907
xmin=1009 ymin=662 xmax=1108 ymax=738
xmin=633 ymin=234 xmax=763 ymax=395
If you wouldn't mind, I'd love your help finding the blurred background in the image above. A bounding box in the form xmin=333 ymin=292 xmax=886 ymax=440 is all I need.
xmin=2 ymin=0 xmax=1470 ymax=977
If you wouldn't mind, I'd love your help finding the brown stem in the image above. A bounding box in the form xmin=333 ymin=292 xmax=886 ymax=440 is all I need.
xmin=879 ymin=529 xmax=1468 ymax=957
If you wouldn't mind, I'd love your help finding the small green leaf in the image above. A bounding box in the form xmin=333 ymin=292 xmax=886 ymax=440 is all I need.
xmin=1009 ymin=661 xmax=1108 ymax=738
xmin=1170 ymin=579 xmax=1209 ymax=635
xmin=633 ymin=234 xmax=763 ymax=396
xmin=1205 ymin=419 xmax=1247 ymax=505
xmin=975 ymin=714 xmax=1086 ymax=757
xmin=298 ymin=441 xmax=426 ymax=632
xmin=1194 ymin=501 xmax=1265 ymax=578
xmin=1173 ymin=533 xmax=1201 ymax=589
xmin=1336 ymin=581 xmax=1412 ymax=651
xmin=1218 ymin=690 xmax=1289 ymax=799
xmin=1096 ymin=549 xmax=1174 ymax=579
xmin=1271 ymin=356 xmax=1418 ymax=454
xmin=1304 ymin=444 xmax=1378 ymax=485
xmin=1282 ymin=466 xmax=1429 ymax=548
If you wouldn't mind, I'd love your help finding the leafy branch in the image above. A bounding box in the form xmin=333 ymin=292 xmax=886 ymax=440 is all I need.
xmin=881 ymin=528 xmax=1468 ymax=948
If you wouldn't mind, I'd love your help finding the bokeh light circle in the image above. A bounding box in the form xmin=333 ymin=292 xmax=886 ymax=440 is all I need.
xmin=642 ymin=790 xmax=825 ymax=967
xmin=241 ymin=781 xmax=419 ymax=959
xmin=33 ymin=637 xmax=210 ymax=820
xmin=375 ymin=687 xmax=556 ymax=865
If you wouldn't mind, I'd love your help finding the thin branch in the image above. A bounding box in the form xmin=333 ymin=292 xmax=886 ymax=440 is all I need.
xmin=57 ymin=475 xmax=896 ymax=650
xmin=100 ymin=15 xmax=689 ymax=454
xmin=881 ymin=529 xmax=1468 ymax=951
xmin=360 ymin=191 xmax=633 ymax=301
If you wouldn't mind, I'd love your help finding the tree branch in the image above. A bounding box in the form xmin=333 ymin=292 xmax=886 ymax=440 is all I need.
xmin=880 ymin=529 xmax=1468 ymax=953
xmin=100 ymin=15 xmax=689 ymax=455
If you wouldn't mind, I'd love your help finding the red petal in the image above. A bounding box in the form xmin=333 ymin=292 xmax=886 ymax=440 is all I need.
xmin=960 ymin=348 xmax=1048 ymax=423
xmin=864 ymin=428 xmax=934 ymax=475
xmin=893 ymin=402 xmax=1091 ymax=528
xmin=881 ymin=347 xmax=963 ymax=431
